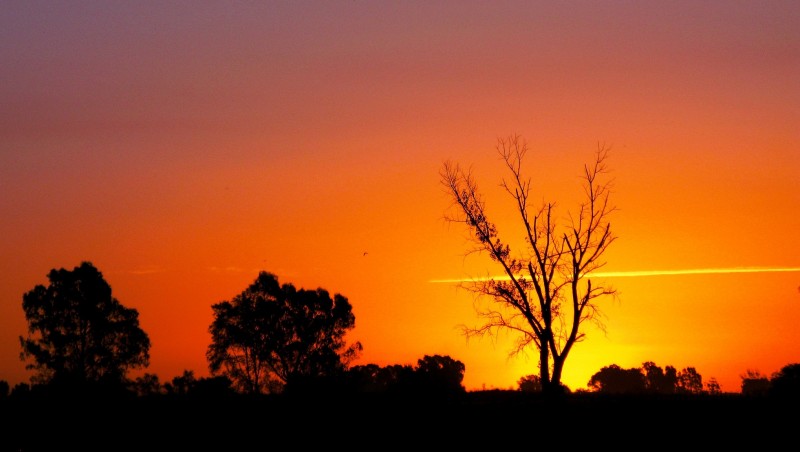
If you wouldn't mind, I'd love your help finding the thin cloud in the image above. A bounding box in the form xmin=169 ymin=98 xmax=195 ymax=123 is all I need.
xmin=429 ymin=266 xmax=800 ymax=283
xmin=208 ymin=266 xmax=248 ymax=273
xmin=127 ymin=266 xmax=167 ymax=275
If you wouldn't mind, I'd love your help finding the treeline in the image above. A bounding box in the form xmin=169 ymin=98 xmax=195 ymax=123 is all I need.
xmin=6 ymin=261 xmax=800 ymax=402
xmin=576 ymin=361 xmax=800 ymax=397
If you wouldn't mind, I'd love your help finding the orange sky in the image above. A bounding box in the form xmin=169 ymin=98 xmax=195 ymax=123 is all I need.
xmin=1 ymin=1 xmax=798 ymax=393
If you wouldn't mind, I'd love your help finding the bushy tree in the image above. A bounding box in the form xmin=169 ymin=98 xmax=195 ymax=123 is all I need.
xmin=518 ymin=374 xmax=542 ymax=392
xmin=441 ymin=135 xmax=616 ymax=395
xmin=740 ymin=369 xmax=770 ymax=396
xmin=19 ymin=261 xmax=150 ymax=388
xmin=676 ymin=367 xmax=704 ymax=394
xmin=768 ymin=363 xmax=800 ymax=398
xmin=207 ymin=271 xmax=362 ymax=394
xmin=414 ymin=354 xmax=466 ymax=394
xmin=588 ymin=364 xmax=646 ymax=394
xmin=642 ymin=361 xmax=678 ymax=394
xmin=131 ymin=373 xmax=162 ymax=396
xmin=705 ymin=377 xmax=722 ymax=395
xmin=345 ymin=355 xmax=465 ymax=395
xmin=346 ymin=363 xmax=416 ymax=393
xmin=590 ymin=362 xmax=704 ymax=395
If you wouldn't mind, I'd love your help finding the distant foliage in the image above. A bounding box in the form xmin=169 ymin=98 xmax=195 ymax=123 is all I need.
xmin=589 ymin=362 xmax=706 ymax=395
xmin=414 ymin=354 xmax=466 ymax=394
xmin=768 ymin=363 xmax=800 ymax=398
xmin=705 ymin=377 xmax=722 ymax=395
xmin=677 ymin=367 xmax=704 ymax=394
xmin=344 ymin=355 xmax=466 ymax=395
xmin=517 ymin=374 xmax=543 ymax=392
xmin=588 ymin=364 xmax=646 ymax=394
xmin=740 ymin=369 xmax=770 ymax=396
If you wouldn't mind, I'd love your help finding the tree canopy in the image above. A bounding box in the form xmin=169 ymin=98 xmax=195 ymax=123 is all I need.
xmin=207 ymin=271 xmax=362 ymax=394
xmin=19 ymin=261 xmax=151 ymax=388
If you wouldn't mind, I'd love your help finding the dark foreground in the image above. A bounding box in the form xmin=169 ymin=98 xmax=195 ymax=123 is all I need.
xmin=1 ymin=390 xmax=793 ymax=451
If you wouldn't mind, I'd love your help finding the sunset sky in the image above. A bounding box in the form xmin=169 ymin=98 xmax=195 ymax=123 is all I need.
xmin=2 ymin=1 xmax=798 ymax=393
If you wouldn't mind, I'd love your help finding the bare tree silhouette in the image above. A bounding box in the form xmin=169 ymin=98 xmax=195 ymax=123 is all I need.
xmin=440 ymin=135 xmax=616 ymax=395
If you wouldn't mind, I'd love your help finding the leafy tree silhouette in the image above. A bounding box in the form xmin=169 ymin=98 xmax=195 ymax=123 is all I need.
xmin=131 ymin=372 xmax=162 ymax=397
xmin=517 ymin=374 xmax=542 ymax=392
xmin=441 ymin=135 xmax=616 ymax=395
xmin=346 ymin=362 xmax=416 ymax=393
xmin=705 ymin=377 xmax=722 ymax=395
xmin=768 ymin=363 xmax=800 ymax=398
xmin=643 ymin=361 xmax=678 ymax=394
xmin=589 ymin=362 xmax=706 ymax=395
xmin=740 ymin=369 xmax=770 ymax=396
xmin=19 ymin=261 xmax=150 ymax=391
xmin=413 ymin=354 xmax=466 ymax=395
xmin=588 ymin=364 xmax=646 ymax=393
xmin=207 ymin=271 xmax=362 ymax=394
xmin=676 ymin=367 xmax=704 ymax=394
xmin=340 ymin=355 xmax=466 ymax=396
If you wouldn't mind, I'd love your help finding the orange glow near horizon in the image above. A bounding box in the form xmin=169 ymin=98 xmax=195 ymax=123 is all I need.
xmin=1 ymin=2 xmax=799 ymax=396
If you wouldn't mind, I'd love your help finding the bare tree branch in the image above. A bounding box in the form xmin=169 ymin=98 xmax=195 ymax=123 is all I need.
xmin=441 ymin=136 xmax=617 ymax=394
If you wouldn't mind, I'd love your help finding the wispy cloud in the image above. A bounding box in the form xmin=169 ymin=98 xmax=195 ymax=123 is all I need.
xmin=208 ymin=266 xmax=248 ymax=273
xmin=127 ymin=266 xmax=166 ymax=275
xmin=429 ymin=266 xmax=800 ymax=283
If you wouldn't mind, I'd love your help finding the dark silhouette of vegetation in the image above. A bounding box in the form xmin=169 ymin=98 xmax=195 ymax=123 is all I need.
xmin=705 ymin=377 xmax=722 ymax=395
xmin=588 ymin=362 xmax=708 ymax=394
xmin=740 ymin=369 xmax=771 ymax=396
xmin=738 ymin=364 xmax=800 ymax=398
xmin=207 ymin=271 xmax=362 ymax=394
xmin=518 ymin=374 xmax=543 ymax=392
xmin=768 ymin=363 xmax=800 ymax=398
xmin=3 ymin=362 xmax=800 ymax=450
xmin=19 ymin=261 xmax=150 ymax=391
xmin=588 ymin=364 xmax=646 ymax=393
xmin=6 ymin=261 xmax=800 ymax=449
xmin=441 ymin=135 xmax=616 ymax=395
xmin=414 ymin=354 xmax=466 ymax=394
xmin=344 ymin=354 xmax=466 ymax=396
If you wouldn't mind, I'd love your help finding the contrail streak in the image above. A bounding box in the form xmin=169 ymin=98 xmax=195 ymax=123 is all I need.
xmin=429 ymin=266 xmax=800 ymax=283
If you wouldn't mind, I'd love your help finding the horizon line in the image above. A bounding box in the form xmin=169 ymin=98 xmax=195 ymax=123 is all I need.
xmin=429 ymin=266 xmax=800 ymax=283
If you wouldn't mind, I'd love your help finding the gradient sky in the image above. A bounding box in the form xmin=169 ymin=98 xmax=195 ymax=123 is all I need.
xmin=2 ymin=1 xmax=798 ymax=393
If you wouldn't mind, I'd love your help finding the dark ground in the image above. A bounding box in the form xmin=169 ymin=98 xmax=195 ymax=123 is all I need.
xmin=1 ymin=390 xmax=794 ymax=451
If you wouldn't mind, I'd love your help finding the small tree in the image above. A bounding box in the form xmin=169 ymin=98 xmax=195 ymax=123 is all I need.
xmin=441 ymin=135 xmax=616 ymax=395
xmin=705 ymin=377 xmax=722 ymax=395
xmin=207 ymin=271 xmax=362 ymax=394
xmin=517 ymin=374 xmax=542 ymax=392
xmin=740 ymin=369 xmax=770 ymax=396
xmin=164 ymin=370 xmax=196 ymax=395
xmin=414 ymin=354 xmax=466 ymax=394
xmin=676 ymin=367 xmax=704 ymax=394
xmin=642 ymin=361 xmax=678 ymax=394
xmin=19 ymin=261 xmax=151 ymax=388
xmin=131 ymin=373 xmax=162 ymax=396
xmin=588 ymin=364 xmax=646 ymax=394
xmin=768 ymin=363 xmax=800 ymax=398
